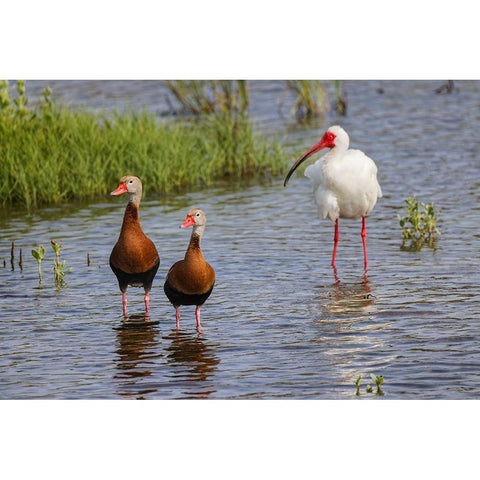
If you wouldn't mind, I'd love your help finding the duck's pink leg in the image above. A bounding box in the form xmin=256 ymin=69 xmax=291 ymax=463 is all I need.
xmin=361 ymin=215 xmax=368 ymax=269
xmin=195 ymin=306 xmax=202 ymax=333
xmin=175 ymin=308 xmax=180 ymax=329
xmin=144 ymin=291 xmax=150 ymax=313
xmin=331 ymin=219 xmax=339 ymax=267
xmin=122 ymin=292 xmax=128 ymax=317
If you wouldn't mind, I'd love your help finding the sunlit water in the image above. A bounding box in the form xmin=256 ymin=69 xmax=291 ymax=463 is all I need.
xmin=1 ymin=80 xmax=480 ymax=399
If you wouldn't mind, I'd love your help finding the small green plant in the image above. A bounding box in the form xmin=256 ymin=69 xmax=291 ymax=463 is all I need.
xmin=370 ymin=374 xmax=384 ymax=396
xmin=398 ymin=196 xmax=440 ymax=250
xmin=51 ymin=240 xmax=69 ymax=288
xmin=355 ymin=375 xmax=363 ymax=396
xmin=32 ymin=245 xmax=46 ymax=283
xmin=355 ymin=373 xmax=385 ymax=396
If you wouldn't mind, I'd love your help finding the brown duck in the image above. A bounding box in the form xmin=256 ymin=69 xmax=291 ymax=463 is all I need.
xmin=110 ymin=175 xmax=159 ymax=317
xmin=164 ymin=208 xmax=215 ymax=332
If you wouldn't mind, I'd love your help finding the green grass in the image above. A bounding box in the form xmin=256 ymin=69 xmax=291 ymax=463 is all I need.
xmin=164 ymin=80 xmax=249 ymax=115
xmin=284 ymin=80 xmax=330 ymax=120
xmin=0 ymin=81 xmax=287 ymax=209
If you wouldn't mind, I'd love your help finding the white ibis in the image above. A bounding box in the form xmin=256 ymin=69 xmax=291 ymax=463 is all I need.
xmin=110 ymin=175 xmax=160 ymax=317
xmin=164 ymin=208 xmax=215 ymax=332
xmin=284 ymin=125 xmax=382 ymax=269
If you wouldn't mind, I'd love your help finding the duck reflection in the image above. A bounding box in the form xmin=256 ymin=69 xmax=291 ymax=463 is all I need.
xmin=114 ymin=313 xmax=160 ymax=398
xmin=164 ymin=329 xmax=220 ymax=398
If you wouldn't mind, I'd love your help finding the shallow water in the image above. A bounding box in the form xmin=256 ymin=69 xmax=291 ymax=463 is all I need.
xmin=1 ymin=80 xmax=480 ymax=399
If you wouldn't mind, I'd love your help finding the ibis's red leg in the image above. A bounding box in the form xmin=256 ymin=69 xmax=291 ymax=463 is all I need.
xmin=331 ymin=219 xmax=339 ymax=267
xmin=195 ymin=306 xmax=202 ymax=333
xmin=361 ymin=215 xmax=368 ymax=268
xmin=122 ymin=292 xmax=128 ymax=317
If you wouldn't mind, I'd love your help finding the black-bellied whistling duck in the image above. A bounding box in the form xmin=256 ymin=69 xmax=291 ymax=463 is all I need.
xmin=164 ymin=208 xmax=215 ymax=332
xmin=110 ymin=175 xmax=159 ymax=317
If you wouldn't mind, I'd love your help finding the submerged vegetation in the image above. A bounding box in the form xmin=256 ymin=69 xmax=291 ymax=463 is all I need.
xmin=0 ymin=80 xmax=287 ymax=209
xmin=16 ymin=240 xmax=69 ymax=288
xmin=398 ymin=196 xmax=440 ymax=251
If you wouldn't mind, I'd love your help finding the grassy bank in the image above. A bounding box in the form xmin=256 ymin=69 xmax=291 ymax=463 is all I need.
xmin=0 ymin=81 xmax=287 ymax=209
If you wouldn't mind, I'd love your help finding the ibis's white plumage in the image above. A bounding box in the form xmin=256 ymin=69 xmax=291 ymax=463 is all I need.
xmin=284 ymin=125 xmax=382 ymax=269
xmin=304 ymin=126 xmax=382 ymax=221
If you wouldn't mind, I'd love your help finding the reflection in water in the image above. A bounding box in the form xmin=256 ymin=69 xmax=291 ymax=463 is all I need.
xmin=312 ymin=270 xmax=394 ymax=389
xmin=321 ymin=269 xmax=376 ymax=318
xmin=164 ymin=330 xmax=220 ymax=398
xmin=114 ymin=314 xmax=161 ymax=399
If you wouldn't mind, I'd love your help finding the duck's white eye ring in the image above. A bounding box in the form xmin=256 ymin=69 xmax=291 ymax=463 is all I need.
xmin=196 ymin=212 xmax=200 ymax=216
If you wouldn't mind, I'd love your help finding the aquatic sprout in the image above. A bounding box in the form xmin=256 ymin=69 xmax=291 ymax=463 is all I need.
xmin=51 ymin=240 xmax=69 ymax=288
xmin=355 ymin=375 xmax=363 ymax=396
xmin=398 ymin=196 xmax=440 ymax=251
xmin=354 ymin=373 xmax=385 ymax=396
xmin=31 ymin=245 xmax=46 ymax=283
xmin=370 ymin=374 xmax=384 ymax=396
